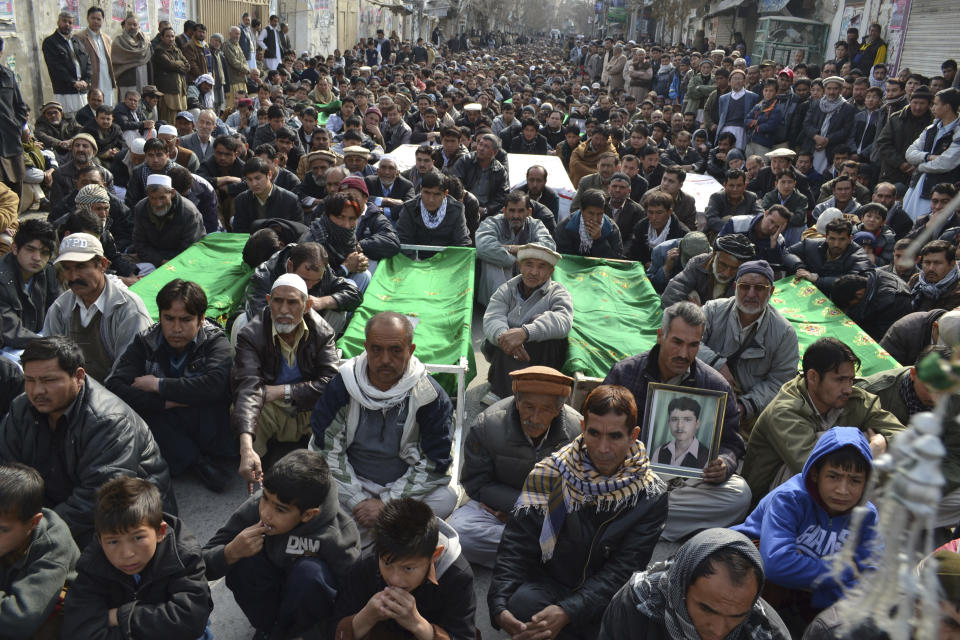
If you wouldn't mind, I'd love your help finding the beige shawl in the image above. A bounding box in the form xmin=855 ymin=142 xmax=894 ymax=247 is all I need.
xmin=112 ymin=30 xmax=152 ymax=78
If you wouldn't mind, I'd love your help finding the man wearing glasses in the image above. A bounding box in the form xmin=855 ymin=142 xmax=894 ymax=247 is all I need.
xmin=696 ymin=260 xmax=800 ymax=434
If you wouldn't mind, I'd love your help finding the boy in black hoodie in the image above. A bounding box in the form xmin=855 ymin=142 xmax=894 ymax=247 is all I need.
xmin=204 ymin=449 xmax=360 ymax=639
xmin=333 ymin=497 xmax=476 ymax=640
xmin=62 ymin=476 xmax=211 ymax=639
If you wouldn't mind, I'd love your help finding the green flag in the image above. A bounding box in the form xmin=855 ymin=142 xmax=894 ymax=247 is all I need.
xmin=130 ymin=233 xmax=253 ymax=323
xmin=553 ymin=256 xmax=662 ymax=379
xmin=337 ymin=247 xmax=477 ymax=396
xmin=769 ymin=276 xmax=901 ymax=376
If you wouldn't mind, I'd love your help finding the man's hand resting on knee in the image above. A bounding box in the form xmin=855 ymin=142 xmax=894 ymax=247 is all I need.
xmin=498 ymin=605 xmax=571 ymax=639
xmin=353 ymin=498 xmax=385 ymax=528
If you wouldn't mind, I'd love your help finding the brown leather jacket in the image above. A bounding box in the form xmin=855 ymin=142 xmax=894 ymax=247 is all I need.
xmin=231 ymin=306 xmax=339 ymax=438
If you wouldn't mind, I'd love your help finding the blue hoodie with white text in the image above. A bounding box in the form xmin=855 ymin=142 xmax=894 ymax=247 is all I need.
xmin=732 ymin=426 xmax=878 ymax=609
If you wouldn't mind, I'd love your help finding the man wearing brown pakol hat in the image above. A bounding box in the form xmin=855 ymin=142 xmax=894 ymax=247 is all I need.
xmin=483 ymin=243 xmax=573 ymax=399
xmin=448 ymin=366 xmax=581 ymax=567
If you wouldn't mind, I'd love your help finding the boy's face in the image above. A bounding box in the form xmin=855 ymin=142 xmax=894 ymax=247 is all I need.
xmin=811 ymin=462 xmax=866 ymax=516
xmin=378 ymin=551 xmax=438 ymax=591
xmin=259 ymin=489 xmax=315 ymax=536
xmin=100 ymin=522 xmax=167 ymax=575
xmin=0 ymin=511 xmax=42 ymax=558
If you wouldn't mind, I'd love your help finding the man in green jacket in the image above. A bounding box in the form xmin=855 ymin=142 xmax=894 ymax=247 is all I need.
xmin=741 ymin=337 xmax=904 ymax=503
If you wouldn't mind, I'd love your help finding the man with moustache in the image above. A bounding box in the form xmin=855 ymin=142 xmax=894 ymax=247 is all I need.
xmin=448 ymin=366 xmax=581 ymax=567
xmin=41 ymin=233 xmax=152 ymax=382
xmin=130 ymin=174 xmax=205 ymax=270
xmin=475 ymin=192 xmax=556 ymax=305
xmin=308 ymin=312 xmax=457 ymax=542
xmin=603 ymin=302 xmax=751 ymax=542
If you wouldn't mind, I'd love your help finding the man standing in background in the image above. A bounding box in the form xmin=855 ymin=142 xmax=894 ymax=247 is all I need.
xmin=76 ymin=6 xmax=116 ymax=107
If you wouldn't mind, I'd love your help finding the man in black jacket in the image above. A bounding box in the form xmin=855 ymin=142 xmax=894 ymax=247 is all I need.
xmin=364 ymin=155 xmax=415 ymax=223
xmin=131 ymin=174 xmax=205 ymax=269
xmin=41 ymin=12 xmax=92 ymax=116
xmin=831 ymin=269 xmax=913 ymax=341
xmin=0 ymin=336 xmax=175 ymax=547
xmin=395 ymin=171 xmax=471 ymax=253
xmin=197 ymin=135 xmax=246 ymax=229
xmin=509 ymin=118 xmax=551 ymax=155
xmin=106 ymin=280 xmax=236 ymax=491
xmin=788 ymin=217 xmax=873 ymax=295
xmin=232 ymin=157 xmax=302 ymax=233
xmin=449 ymin=366 xmax=580 ymax=568
xmin=517 ymin=164 xmax=560 ymax=222
xmin=603 ymin=301 xmax=750 ymax=542
xmin=243 ymin=242 xmax=362 ymax=334
xmin=0 ymin=220 xmax=61 ymax=351
xmin=452 ymin=133 xmax=509 ymax=217
xmin=488 ymin=384 xmax=667 ymax=640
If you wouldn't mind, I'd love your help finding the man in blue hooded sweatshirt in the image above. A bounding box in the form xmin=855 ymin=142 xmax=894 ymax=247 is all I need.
xmin=733 ymin=426 xmax=878 ymax=632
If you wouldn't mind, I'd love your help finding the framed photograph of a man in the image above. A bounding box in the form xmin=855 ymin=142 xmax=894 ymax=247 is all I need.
xmin=642 ymin=383 xmax=726 ymax=478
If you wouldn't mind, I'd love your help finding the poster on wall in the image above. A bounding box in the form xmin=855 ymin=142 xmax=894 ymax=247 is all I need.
xmin=60 ymin=0 xmax=81 ymax=27
xmin=887 ymin=0 xmax=912 ymax=73
xmin=173 ymin=0 xmax=187 ymax=20
xmin=134 ymin=0 xmax=150 ymax=32
xmin=158 ymin=0 xmax=170 ymax=23
xmin=113 ymin=0 xmax=127 ymax=22
xmin=0 ymin=0 xmax=15 ymax=31
xmin=840 ymin=2 xmax=865 ymax=39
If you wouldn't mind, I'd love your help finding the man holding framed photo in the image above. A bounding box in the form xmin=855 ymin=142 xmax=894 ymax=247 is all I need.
xmin=603 ymin=301 xmax=750 ymax=542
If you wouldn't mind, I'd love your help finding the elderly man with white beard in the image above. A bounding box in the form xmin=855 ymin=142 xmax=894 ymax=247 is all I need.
xmin=696 ymin=260 xmax=799 ymax=433
xmin=131 ymin=174 xmax=205 ymax=272
xmin=233 ymin=273 xmax=339 ymax=490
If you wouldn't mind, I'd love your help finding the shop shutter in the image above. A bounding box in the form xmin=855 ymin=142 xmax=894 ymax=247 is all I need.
xmin=898 ymin=0 xmax=960 ymax=77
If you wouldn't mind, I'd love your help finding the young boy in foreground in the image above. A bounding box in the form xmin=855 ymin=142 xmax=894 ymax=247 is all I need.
xmin=62 ymin=476 xmax=212 ymax=639
xmin=203 ymin=449 xmax=360 ymax=639
xmin=733 ymin=426 xmax=878 ymax=632
xmin=0 ymin=463 xmax=80 ymax=639
xmin=334 ymin=497 xmax=476 ymax=640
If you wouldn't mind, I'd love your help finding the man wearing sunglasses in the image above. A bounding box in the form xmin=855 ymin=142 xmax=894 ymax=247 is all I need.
xmin=696 ymin=260 xmax=799 ymax=434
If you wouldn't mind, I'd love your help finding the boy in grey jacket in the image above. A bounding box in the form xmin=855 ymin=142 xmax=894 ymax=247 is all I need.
xmin=0 ymin=463 xmax=80 ymax=639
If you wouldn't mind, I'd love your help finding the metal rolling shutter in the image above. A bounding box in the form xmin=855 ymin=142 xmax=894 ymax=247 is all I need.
xmin=714 ymin=14 xmax=735 ymax=48
xmin=898 ymin=0 xmax=960 ymax=77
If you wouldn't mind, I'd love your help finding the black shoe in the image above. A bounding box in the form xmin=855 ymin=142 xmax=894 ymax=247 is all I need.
xmin=250 ymin=631 xmax=271 ymax=640
xmin=194 ymin=456 xmax=229 ymax=493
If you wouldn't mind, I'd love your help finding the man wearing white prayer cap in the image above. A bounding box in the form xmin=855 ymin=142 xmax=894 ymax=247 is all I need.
xmin=233 ymin=271 xmax=340 ymax=488
xmin=156 ymin=123 xmax=201 ymax=172
xmin=130 ymin=172 xmax=205 ymax=270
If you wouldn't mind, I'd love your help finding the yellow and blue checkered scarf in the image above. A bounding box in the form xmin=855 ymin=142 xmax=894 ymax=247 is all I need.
xmin=514 ymin=433 xmax=663 ymax=562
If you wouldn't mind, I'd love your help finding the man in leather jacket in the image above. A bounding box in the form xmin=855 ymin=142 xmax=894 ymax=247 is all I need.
xmin=0 ymin=336 xmax=175 ymax=548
